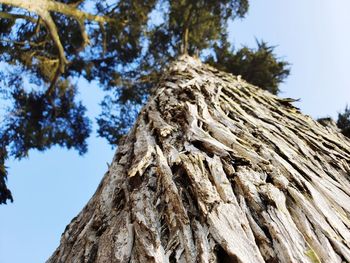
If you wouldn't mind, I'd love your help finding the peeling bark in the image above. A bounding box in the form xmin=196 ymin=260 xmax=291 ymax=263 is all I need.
xmin=48 ymin=56 xmax=350 ymax=263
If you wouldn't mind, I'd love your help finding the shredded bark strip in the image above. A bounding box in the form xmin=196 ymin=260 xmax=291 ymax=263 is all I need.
xmin=48 ymin=56 xmax=350 ymax=263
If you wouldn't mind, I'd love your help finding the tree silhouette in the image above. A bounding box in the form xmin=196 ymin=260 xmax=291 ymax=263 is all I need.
xmin=337 ymin=105 xmax=350 ymax=138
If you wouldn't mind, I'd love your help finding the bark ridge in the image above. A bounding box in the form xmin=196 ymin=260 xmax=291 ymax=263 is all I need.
xmin=48 ymin=55 xmax=350 ymax=263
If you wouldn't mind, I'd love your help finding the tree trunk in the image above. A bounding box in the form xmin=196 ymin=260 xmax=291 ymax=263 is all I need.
xmin=47 ymin=56 xmax=350 ymax=263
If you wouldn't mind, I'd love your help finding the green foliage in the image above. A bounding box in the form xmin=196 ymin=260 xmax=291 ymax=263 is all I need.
xmin=0 ymin=0 xmax=292 ymax=203
xmin=206 ymin=39 xmax=290 ymax=94
xmin=166 ymin=0 xmax=248 ymax=53
xmin=0 ymin=146 xmax=12 ymax=204
xmin=0 ymin=78 xmax=90 ymax=204
xmin=2 ymin=83 xmax=90 ymax=158
xmin=337 ymin=105 xmax=350 ymax=138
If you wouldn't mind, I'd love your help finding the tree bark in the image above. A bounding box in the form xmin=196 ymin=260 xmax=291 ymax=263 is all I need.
xmin=48 ymin=56 xmax=350 ymax=263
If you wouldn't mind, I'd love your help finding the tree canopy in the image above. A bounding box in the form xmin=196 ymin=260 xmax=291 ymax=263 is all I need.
xmin=0 ymin=0 xmax=292 ymax=204
xmin=337 ymin=106 xmax=350 ymax=138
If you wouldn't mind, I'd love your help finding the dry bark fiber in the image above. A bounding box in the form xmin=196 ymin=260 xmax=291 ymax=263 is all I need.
xmin=48 ymin=55 xmax=350 ymax=263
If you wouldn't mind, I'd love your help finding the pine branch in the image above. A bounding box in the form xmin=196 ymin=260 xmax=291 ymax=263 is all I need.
xmin=0 ymin=0 xmax=115 ymax=90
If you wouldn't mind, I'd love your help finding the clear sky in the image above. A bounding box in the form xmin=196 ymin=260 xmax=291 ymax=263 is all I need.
xmin=1 ymin=1 xmax=349 ymax=262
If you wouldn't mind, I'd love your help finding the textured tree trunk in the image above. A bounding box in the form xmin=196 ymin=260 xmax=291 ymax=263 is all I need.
xmin=48 ymin=56 xmax=350 ymax=263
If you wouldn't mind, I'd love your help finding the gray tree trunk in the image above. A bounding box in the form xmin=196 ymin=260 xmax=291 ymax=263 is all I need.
xmin=47 ymin=56 xmax=350 ymax=263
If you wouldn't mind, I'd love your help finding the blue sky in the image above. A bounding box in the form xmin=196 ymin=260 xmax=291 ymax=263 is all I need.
xmin=1 ymin=1 xmax=350 ymax=262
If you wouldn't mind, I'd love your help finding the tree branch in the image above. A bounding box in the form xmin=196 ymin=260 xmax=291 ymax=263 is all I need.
xmin=0 ymin=38 xmax=47 ymax=47
xmin=0 ymin=11 xmax=37 ymax=23
xmin=39 ymin=10 xmax=67 ymax=72
xmin=0 ymin=0 xmax=111 ymax=23
xmin=76 ymin=19 xmax=90 ymax=52
xmin=181 ymin=4 xmax=194 ymax=55
xmin=0 ymin=0 xmax=115 ymax=90
xmin=47 ymin=0 xmax=112 ymax=23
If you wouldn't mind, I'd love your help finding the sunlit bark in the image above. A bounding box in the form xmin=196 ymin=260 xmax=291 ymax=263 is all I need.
xmin=48 ymin=56 xmax=350 ymax=263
